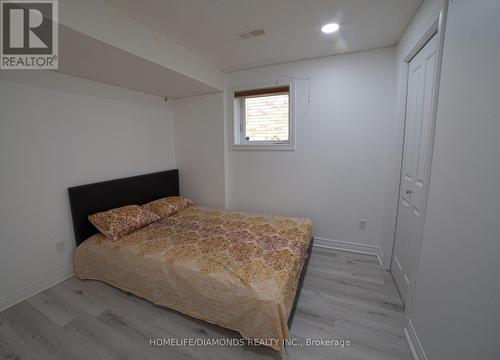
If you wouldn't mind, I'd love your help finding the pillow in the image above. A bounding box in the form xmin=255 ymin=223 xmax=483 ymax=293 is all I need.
xmin=142 ymin=196 xmax=195 ymax=218
xmin=88 ymin=205 xmax=160 ymax=241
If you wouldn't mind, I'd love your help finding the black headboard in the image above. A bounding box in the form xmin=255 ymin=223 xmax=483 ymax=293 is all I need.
xmin=68 ymin=169 xmax=179 ymax=246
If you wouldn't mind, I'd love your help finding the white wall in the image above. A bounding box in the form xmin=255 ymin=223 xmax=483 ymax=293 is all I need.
xmin=173 ymin=93 xmax=226 ymax=208
xmin=0 ymin=70 xmax=176 ymax=311
xmin=380 ymin=0 xmax=444 ymax=268
xmin=407 ymin=0 xmax=500 ymax=358
xmin=225 ymin=48 xmax=396 ymax=254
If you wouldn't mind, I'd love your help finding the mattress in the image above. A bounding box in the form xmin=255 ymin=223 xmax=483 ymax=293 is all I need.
xmin=74 ymin=205 xmax=312 ymax=351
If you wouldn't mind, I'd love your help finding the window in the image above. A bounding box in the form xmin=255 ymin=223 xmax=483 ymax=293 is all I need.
xmin=231 ymin=83 xmax=295 ymax=150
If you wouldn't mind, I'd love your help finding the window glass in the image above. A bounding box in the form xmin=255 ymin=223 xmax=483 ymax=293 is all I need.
xmin=244 ymin=94 xmax=289 ymax=142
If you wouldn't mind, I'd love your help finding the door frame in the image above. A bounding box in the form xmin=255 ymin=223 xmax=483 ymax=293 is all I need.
xmin=390 ymin=1 xmax=449 ymax=314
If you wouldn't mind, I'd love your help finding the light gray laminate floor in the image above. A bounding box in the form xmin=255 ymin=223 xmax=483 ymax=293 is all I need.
xmin=0 ymin=247 xmax=413 ymax=360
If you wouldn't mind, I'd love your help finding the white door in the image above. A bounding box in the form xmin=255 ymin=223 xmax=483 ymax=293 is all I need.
xmin=392 ymin=34 xmax=438 ymax=304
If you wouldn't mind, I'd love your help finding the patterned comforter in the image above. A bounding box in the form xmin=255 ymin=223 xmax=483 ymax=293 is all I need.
xmin=74 ymin=205 xmax=312 ymax=351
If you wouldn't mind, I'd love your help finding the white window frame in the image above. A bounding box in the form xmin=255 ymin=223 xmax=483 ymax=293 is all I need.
xmin=228 ymin=80 xmax=296 ymax=151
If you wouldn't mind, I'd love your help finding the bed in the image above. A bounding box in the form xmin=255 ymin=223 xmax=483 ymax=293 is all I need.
xmin=68 ymin=169 xmax=313 ymax=351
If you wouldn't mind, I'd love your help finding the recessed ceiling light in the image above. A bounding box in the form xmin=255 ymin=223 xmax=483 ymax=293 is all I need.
xmin=321 ymin=23 xmax=339 ymax=34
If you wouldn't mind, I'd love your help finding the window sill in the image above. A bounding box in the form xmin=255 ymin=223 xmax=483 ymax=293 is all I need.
xmin=230 ymin=143 xmax=295 ymax=151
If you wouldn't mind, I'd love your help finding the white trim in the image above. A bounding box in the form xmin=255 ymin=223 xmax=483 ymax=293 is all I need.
xmin=403 ymin=21 xmax=439 ymax=63
xmin=0 ymin=267 xmax=74 ymax=312
xmin=222 ymin=76 xmax=231 ymax=209
xmin=404 ymin=317 xmax=429 ymax=360
xmin=230 ymin=143 xmax=295 ymax=151
xmin=314 ymin=237 xmax=383 ymax=266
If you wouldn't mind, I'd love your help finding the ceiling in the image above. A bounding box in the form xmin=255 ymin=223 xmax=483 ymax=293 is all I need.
xmin=105 ymin=0 xmax=422 ymax=72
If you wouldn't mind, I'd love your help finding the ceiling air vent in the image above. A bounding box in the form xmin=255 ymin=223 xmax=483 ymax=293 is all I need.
xmin=238 ymin=28 xmax=266 ymax=40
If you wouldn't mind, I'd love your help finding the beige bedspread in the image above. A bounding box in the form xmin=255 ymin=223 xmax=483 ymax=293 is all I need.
xmin=74 ymin=205 xmax=312 ymax=351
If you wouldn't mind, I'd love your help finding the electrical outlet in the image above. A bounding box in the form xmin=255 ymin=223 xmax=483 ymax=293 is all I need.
xmin=359 ymin=219 xmax=367 ymax=230
xmin=56 ymin=240 xmax=65 ymax=253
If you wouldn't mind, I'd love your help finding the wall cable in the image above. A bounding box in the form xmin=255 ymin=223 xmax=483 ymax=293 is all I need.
xmin=276 ymin=74 xmax=311 ymax=118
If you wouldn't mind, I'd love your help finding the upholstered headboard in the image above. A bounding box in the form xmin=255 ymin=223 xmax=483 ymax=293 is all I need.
xmin=68 ymin=169 xmax=179 ymax=246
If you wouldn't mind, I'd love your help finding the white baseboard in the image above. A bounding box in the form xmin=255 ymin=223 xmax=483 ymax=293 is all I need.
xmin=313 ymin=237 xmax=383 ymax=266
xmin=0 ymin=267 xmax=74 ymax=312
xmin=404 ymin=316 xmax=428 ymax=360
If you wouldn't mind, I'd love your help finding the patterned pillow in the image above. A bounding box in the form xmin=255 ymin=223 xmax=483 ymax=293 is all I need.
xmin=88 ymin=205 xmax=160 ymax=241
xmin=142 ymin=196 xmax=195 ymax=218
